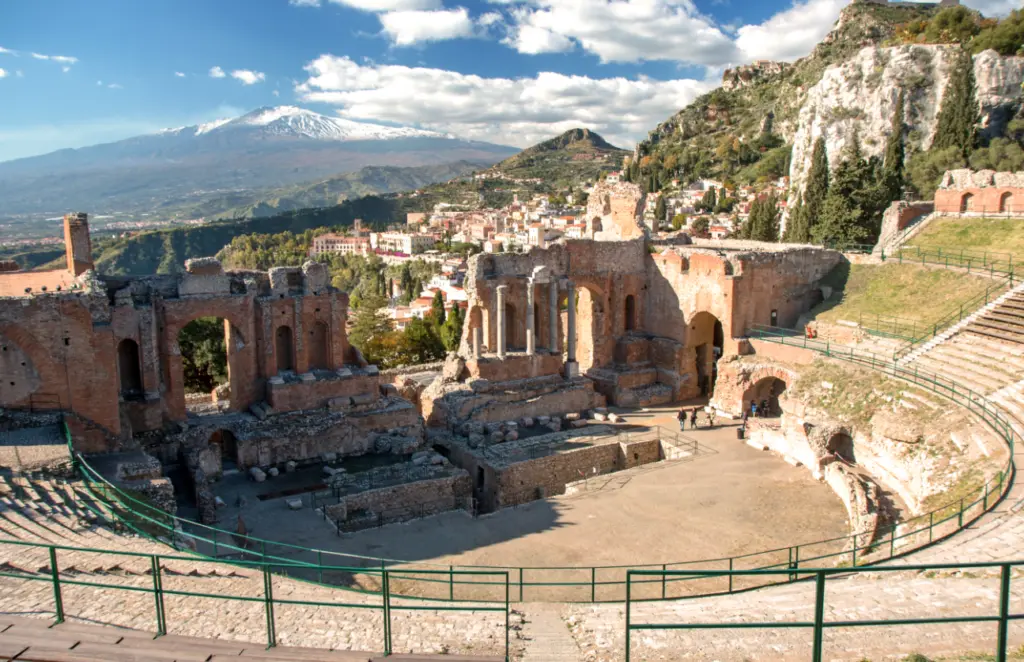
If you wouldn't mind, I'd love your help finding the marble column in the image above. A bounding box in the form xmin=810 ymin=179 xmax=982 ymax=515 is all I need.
xmin=473 ymin=326 xmax=482 ymax=359
xmin=496 ymin=285 xmax=508 ymax=359
xmin=526 ymin=279 xmax=536 ymax=356
xmin=565 ymin=280 xmax=579 ymax=378
xmin=548 ymin=281 xmax=559 ymax=353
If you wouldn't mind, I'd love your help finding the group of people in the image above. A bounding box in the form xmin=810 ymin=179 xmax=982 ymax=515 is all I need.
xmin=677 ymin=406 xmax=716 ymax=430
xmin=749 ymin=399 xmax=773 ymax=418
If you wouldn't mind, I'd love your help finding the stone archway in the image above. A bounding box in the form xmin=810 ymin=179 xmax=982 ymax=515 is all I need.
xmin=687 ymin=312 xmax=724 ymax=397
xmin=827 ymin=431 xmax=855 ymax=463
xmin=742 ymin=376 xmax=787 ymax=418
xmin=1000 ymin=192 xmax=1014 ymax=213
xmin=504 ymin=303 xmax=519 ymax=351
xmin=961 ymin=192 xmax=974 ymax=213
xmin=565 ymin=283 xmax=606 ymax=373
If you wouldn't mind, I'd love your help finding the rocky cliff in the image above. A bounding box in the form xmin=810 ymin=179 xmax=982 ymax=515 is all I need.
xmin=788 ymin=46 xmax=1024 ymax=202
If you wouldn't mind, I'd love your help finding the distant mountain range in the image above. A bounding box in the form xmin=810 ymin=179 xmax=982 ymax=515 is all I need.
xmin=0 ymin=106 xmax=517 ymax=222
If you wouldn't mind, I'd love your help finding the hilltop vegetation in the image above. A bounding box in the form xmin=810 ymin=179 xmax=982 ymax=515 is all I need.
xmin=486 ymin=128 xmax=627 ymax=185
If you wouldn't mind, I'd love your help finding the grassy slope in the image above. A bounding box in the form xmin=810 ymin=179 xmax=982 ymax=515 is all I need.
xmin=810 ymin=262 xmax=994 ymax=326
xmin=909 ymin=216 xmax=1024 ymax=263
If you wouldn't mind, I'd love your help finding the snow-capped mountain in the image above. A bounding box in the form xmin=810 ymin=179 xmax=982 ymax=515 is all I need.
xmin=165 ymin=106 xmax=454 ymax=142
xmin=0 ymin=106 xmax=517 ymax=219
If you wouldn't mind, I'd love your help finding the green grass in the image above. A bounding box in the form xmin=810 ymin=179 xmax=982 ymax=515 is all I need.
xmin=910 ymin=216 xmax=1024 ymax=264
xmin=810 ymin=262 xmax=994 ymax=330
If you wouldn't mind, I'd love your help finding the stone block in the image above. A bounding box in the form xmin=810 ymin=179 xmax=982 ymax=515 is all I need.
xmin=489 ymin=431 xmax=505 ymax=444
xmin=592 ymin=412 xmax=608 ymax=422
xmin=336 ymin=367 xmax=353 ymax=378
xmin=430 ymin=454 xmax=444 ymax=465
xmin=351 ymin=392 xmax=377 ymax=406
xmin=323 ymin=466 xmax=337 ymax=477
xmin=322 ymin=452 xmax=338 ymax=463
xmin=571 ymin=419 xmax=588 ymax=428
xmin=519 ymin=417 xmax=534 ymax=428
xmin=286 ymin=498 xmax=303 ymax=510
xmin=300 ymin=372 xmax=316 ymax=383
xmin=504 ymin=430 xmax=519 ymax=441
xmin=285 ymin=461 xmax=297 ymax=473
xmin=413 ymin=455 xmax=429 ymax=466
xmin=546 ymin=419 xmax=562 ymax=432
xmin=565 ymin=412 xmax=581 ymax=422
xmin=366 ymin=365 xmax=380 ymax=376
xmin=327 ymin=396 xmax=352 ymax=411
xmin=249 ymin=467 xmax=266 ymax=483
xmin=608 ymin=413 xmax=624 ymax=423
xmin=267 ymin=467 xmax=280 ymax=477
xmin=381 ymin=384 xmax=399 ymax=397
xmin=505 ymin=420 xmax=518 ymax=430
xmin=214 ymin=496 xmax=226 ymax=508
xmin=537 ymin=415 xmax=551 ymax=426
xmin=468 ymin=433 xmax=484 ymax=448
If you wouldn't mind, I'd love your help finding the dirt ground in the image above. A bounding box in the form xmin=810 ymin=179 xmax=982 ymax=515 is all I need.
xmin=208 ymin=405 xmax=850 ymax=602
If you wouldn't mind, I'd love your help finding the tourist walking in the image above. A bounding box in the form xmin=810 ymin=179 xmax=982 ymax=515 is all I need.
xmin=689 ymin=408 xmax=699 ymax=429
xmin=750 ymin=400 xmax=757 ymax=418
xmin=677 ymin=407 xmax=687 ymax=431
xmin=707 ymin=407 xmax=716 ymax=429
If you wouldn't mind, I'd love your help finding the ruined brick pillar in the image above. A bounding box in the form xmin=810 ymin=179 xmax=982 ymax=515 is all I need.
xmin=63 ymin=212 xmax=94 ymax=276
xmin=548 ymin=281 xmax=559 ymax=353
xmin=496 ymin=285 xmax=508 ymax=359
xmin=565 ymin=280 xmax=578 ymax=378
xmin=526 ymin=279 xmax=536 ymax=356
xmin=473 ymin=326 xmax=482 ymax=359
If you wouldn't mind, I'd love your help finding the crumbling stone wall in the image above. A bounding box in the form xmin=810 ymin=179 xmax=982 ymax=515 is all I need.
xmin=324 ymin=469 xmax=472 ymax=529
xmin=585 ymin=181 xmax=647 ymax=241
xmin=934 ymin=169 xmax=1024 ymax=214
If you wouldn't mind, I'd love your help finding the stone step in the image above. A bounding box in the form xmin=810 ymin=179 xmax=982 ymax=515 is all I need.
xmin=983 ymin=311 xmax=1024 ymax=329
xmin=614 ymin=383 xmax=674 ymax=409
xmin=917 ymin=349 xmax=1018 ymax=390
xmin=926 ymin=345 xmax=1023 ymax=382
xmin=912 ymin=356 xmax=1008 ymax=394
xmin=966 ymin=325 xmax=1024 ymax=346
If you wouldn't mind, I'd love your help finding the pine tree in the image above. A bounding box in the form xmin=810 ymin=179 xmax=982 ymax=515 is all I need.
xmin=882 ymin=90 xmax=906 ymax=202
xmin=441 ymin=305 xmax=464 ymax=351
xmin=932 ymin=48 xmax=978 ymax=157
xmin=783 ymin=194 xmax=810 ymax=243
xmin=805 ymin=137 xmax=830 ymax=241
xmin=430 ymin=290 xmax=446 ymax=326
xmin=812 ymin=192 xmax=868 ymax=247
xmin=747 ymin=195 xmax=780 ymax=242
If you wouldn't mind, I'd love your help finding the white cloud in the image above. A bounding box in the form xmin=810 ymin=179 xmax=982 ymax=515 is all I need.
xmin=498 ymin=0 xmax=739 ymax=66
xmin=0 ymin=69 xmax=7 ymax=78
xmin=108 ymin=83 xmax=123 ymax=89
xmin=297 ymin=55 xmax=712 ymax=148
xmin=379 ymin=8 xmax=476 ymax=45
xmin=174 ymin=71 xmax=186 ymax=77
xmin=0 ymin=46 xmax=15 ymax=55
xmin=735 ymin=0 xmax=846 ymax=62
xmin=328 ymin=0 xmax=441 ymax=10
xmin=290 ymin=0 xmax=322 ymax=5
xmin=61 ymin=66 xmax=71 ymax=73
xmin=231 ymin=69 xmax=266 ymax=85
xmin=478 ymin=10 xmax=504 ymax=26
xmin=209 ymin=66 xmax=226 ymax=78
xmin=30 ymin=52 xmax=78 ymax=65
xmin=273 ymin=89 xmax=281 ymax=97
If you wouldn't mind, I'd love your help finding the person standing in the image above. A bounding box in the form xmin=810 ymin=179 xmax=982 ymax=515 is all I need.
xmin=751 ymin=400 xmax=758 ymax=418
xmin=690 ymin=408 xmax=699 ymax=429
xmin=677 ymin=407 xmax=687 ymax=431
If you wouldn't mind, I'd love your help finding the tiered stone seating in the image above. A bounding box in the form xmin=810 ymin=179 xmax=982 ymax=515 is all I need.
xmin=965 ymin=289 xmax=1024 ymax=344
xmin=0 ymin=471 xmax=507 ymax=660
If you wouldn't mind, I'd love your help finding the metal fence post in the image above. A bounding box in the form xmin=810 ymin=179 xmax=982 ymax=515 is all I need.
xmin=812 ymin=572 xmax=826 ymax=662
xmin=519 ymin=568 xmax=523 ymax=602
xmin=383 ymin=570 xmax=392 ymax=656
xmin=505 ymin=572 xmax=510 ymax=662
xmin=998 ymin=564 xmax=1011 ymax=662
xmin=661 ymin=564 xmax=667 ymax=599
xmin=929 ymin=511 xmax=934 ymax=543
xmin=624 ymin=573 xmax=632 ymax=662
xmin=317 ymin=550 xmax=323 ymax=583
xmin=591 ymin=567 xmax=596 ymax=603
xmin=150 ymin=555 xmax=166 ymax=636
xmin=449 ymin=564 xmax=454 ymax=601
xmin=262 ymin=566 xmax=276 ymax=648
xmin=728 ymin=557 xmax=733 ymax=593
xmin=959 ymin=498 xmax=964 ymax=528
xmin=48 ymin=546 xmax=64 ymax=625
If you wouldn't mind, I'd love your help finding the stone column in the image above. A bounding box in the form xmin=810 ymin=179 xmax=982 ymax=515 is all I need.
xmin=526 ymin=279 xmax=536 ymax=356
xmin=473 ymin=326 xmax=482 ymax=359
xmin=565 ymin=280 xmax=579 ymax=378
xmin=548 ymin=281 xmax=559 ymax=353
xmin=496 ymin=285 xmax=508 ymax=359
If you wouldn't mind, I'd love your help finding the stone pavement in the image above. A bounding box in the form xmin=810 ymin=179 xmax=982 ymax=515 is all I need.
xmin=521 ymin=603 xmax=581 ymax=661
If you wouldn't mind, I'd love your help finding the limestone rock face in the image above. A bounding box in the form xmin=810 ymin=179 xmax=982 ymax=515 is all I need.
xmin=788 ymin=46 xmax=1024 ymax=205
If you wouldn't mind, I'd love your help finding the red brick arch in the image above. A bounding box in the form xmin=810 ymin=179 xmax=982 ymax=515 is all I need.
xmin=0 ymin=322 xmax=53 ymax=407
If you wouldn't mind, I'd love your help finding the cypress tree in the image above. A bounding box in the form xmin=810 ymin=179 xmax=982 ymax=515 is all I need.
xmin=783 ymin=194 xmax=810 ymax=243
xmin=932 ymin=48 xmax=978 ymax=157
xmin=805 ymin=137 xmax=830 ymax=241
xmin=747 ymin=194 xmax=780 ymax=242
xmin=431 ymin=290 xmax=446 ymax=326
xmin=655 ymin=195 xmax=667 ymax=223
xmin=882 ymin=90 xmax=906 ymax=201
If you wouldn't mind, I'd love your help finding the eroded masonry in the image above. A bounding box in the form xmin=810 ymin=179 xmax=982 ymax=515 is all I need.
xmin=1 ymin=185 xmax=844 ymax=525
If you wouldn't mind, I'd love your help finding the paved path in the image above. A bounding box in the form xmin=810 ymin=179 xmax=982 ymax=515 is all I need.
xmin=521 ymin=603 xmax=580 ymax=662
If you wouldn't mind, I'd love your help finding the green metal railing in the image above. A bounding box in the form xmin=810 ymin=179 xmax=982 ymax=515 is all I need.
xmin=0 ymin=537 xmax=510 ymax=658
xmin=625 ymin=562 xmax=1022 ymax=662
xmin=60 ymin=375 xmax=1014 ymax=605
xmin=896 ymin=244 xmax=1016 ymax=277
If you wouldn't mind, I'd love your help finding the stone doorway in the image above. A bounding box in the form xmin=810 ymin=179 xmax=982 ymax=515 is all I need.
xmin=689 ymin=312 xmax=724 ymax=397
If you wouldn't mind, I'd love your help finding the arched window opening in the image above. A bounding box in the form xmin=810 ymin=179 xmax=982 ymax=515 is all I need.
xmin=117 ymin=339 xmax=143 ymax=397
xmin=308 ymin=321 xmax=330 ymax=370
xmin=625 ymin=295 xmax=636 ymax=332
xmin=960 ymin=193 xmax=974 ymax=213
xmin=1000 ymin=192 xmax=1013 ymax=213
xmin=275 ymin=326 xmax=294 ymax=373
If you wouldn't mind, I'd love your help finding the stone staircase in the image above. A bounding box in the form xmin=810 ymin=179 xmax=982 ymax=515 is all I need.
xmin=965 ymin=288 xmax=1024 ymax=344
xmin=0 ymin=470 xmax=509 ymax=660
xmin=587 ymin=335 xmax=677 ymax=408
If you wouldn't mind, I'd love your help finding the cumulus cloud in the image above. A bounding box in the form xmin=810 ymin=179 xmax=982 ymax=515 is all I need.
xmin=497 ymin=0 xmax=740 ymax=66
xmin=61 ymin=66 xmax=71 ymax=73
xmin=327 ymin=0 xmax=441 ymax=10
xmin=108 ymin=83 xmax=123 ymax=89
xmin=0 ymin=69 xmax=7 ymax=78
xmin=231 ymin=69 xmax=266 ymax=85
xmin=297 ymin=54 xmax=711 ymax=147
xmin=478 ymin=10 xmax=505 ymax=26
xmin=290 ymin=0 xmax=322 ymax=5
xmin=174 ymin=71 xmax=186 ymax=77
xmin=209 ymin=66 xmax=226 ymax=78
xmin=735 ymin=0 xmax=846 ymax=62
xmin=0 ymin=46 xmax=15 ymax=55
xmin=379 ymin=8 xmax=476 ymax=45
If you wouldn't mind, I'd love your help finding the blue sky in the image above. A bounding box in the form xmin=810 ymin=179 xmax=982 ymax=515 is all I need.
xmin=0 ymin=0 xmax=1015 ymax=162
